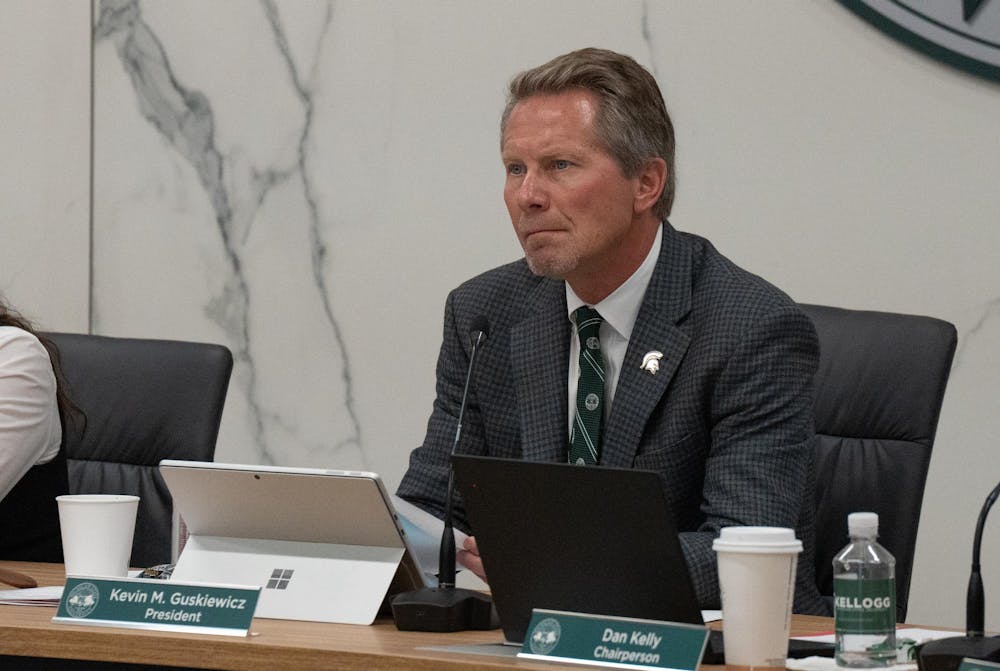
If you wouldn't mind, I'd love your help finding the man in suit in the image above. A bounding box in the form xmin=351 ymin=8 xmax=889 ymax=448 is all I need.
xmin=397 ymin=47 xmax=828 ymax=615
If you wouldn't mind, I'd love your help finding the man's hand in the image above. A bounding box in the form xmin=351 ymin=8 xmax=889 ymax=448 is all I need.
xmin=457 ymin=536 xmax=488 ymax=582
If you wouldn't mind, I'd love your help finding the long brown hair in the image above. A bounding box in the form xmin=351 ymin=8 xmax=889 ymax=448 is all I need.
xmin=0 ymin=299 xmax=77 ymax=426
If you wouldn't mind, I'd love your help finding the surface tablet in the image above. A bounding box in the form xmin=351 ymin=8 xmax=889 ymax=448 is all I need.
xmin=159 ymin=460 xmax=426 ymax=624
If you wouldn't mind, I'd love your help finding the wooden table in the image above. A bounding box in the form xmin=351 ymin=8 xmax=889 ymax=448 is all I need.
xmin=0 ymin=561 xmax=837 ymax=670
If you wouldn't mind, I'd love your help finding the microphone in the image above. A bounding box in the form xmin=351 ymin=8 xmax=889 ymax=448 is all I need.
xmin=391 ymin=316 xmax=497 ymax=632
xmin=917 ymin=480 xmax=1000 ymax=671
xmin=438 ymin=315 xmax=490 ymax=590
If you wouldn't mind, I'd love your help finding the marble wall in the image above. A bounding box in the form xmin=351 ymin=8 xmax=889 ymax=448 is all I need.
xmin=4 ymin=1 xmax=1000 ymax=630
xmin=0 ymin=1 xmax=90 ymax=329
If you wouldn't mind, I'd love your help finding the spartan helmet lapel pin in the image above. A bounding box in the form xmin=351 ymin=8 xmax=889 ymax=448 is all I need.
xmin=641 ymin=351 xmax=663 ymax=375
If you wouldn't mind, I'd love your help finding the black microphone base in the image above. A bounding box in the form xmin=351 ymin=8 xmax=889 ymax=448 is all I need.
xmin=391 ymin=587 xmax=499 ymax=632
xmin=918 ymin=635 xmax=1000 ymax=671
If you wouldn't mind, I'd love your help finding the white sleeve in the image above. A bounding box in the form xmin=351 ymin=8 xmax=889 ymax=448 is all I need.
xmin=0 ymin=327 xmax=63 ymax=500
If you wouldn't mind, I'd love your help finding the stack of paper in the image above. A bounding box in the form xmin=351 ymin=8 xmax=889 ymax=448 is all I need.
xmin=0 ymin=586 xmax=64 ymax=606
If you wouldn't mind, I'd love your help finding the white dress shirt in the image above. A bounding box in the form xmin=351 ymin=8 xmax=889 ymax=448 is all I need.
xmin=0 ymin=326 xmax=61 ymax=500
xmin=566 ymin=224 xmax=663 ymax=439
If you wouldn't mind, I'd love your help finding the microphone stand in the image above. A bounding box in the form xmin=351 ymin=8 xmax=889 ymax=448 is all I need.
xmin=917 ymin=480 xmax=1000 ymax=671
xmin=391 ymin=323 xmax=496 ymax=632
xmin=436 ymin=327 xmax=482 ymax=591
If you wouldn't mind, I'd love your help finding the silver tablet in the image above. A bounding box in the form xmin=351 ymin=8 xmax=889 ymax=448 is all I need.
xmin=159 ymin=460 xmax=427 ymax=624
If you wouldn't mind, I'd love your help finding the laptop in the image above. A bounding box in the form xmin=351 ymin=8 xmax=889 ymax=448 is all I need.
xmin=451 ymin=455 xmax=703 ymax=644
xmin=159 ymin=460 xmax=427 ymax=624
xmin=451 ymin=455 xmax=836 ymax=662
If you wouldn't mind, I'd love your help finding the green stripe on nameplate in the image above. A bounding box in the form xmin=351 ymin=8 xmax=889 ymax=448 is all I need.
xmin=518 ymin=608 xmax=709 ymax=671
xmin=53 ymin=576 xmax=260 ymax=636
xmin=959 ymin=659 xmax=1000 ymax=671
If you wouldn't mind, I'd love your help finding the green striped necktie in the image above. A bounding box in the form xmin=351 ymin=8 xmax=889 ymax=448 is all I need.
xmin=569 ymin=306 xmax=605 ymax=465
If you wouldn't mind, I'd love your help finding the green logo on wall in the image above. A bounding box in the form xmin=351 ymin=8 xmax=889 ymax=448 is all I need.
xmin=839 ymin=0 xmax=1000 ymax=83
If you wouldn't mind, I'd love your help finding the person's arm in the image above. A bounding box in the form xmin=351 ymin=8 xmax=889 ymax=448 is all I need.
xmin=397 ymin=290 xmax=493 ymax=581
xmin=396 ymin=290 xmax=486 ymax=533
xmin=679 ymin=304 xmax=819 ymax=608
xmin=0 ymin=328 xmax=62 ymax=500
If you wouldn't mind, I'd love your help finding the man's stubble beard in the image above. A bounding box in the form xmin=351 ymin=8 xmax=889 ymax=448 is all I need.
xmin=523 ymin=246 xmax=581 ymax=281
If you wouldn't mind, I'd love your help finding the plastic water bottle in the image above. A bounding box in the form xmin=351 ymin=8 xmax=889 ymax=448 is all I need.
xmin=833 ymin=512 xmax=896 ymax=667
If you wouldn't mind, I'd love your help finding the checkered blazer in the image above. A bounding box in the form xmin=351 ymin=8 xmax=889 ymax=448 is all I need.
xmin=397 ymin=223 xmax=829 ymax=615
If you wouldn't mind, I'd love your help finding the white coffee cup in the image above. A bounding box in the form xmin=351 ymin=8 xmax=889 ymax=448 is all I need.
xmin=712 ymin=526 xmax=802 ymax=669
xmin=56 ymin=494 xmax=140 ymax=577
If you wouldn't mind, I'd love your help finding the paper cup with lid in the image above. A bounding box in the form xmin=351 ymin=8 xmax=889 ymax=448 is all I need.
xmin=713 ymin=526 xmax=802 ymax=669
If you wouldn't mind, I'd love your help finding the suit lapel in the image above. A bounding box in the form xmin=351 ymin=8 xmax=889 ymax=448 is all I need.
xmin=601 ymin=224 xmax=694 ymax=469
xmin=510 ymin=279 xmax=570 ymax=463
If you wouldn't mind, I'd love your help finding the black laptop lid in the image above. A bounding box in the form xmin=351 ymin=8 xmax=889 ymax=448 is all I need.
xmin=452 ymin=455 xmax=703 ymax=644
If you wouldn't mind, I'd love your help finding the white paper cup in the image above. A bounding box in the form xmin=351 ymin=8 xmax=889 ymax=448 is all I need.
xmin=56 ymin=494 xmax=139 ymax=577
xmin=713 ymin=526 xmax=802 ymax=670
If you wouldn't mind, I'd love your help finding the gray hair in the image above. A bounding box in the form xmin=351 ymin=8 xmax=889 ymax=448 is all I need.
xmin=500 ymin=48 xmax=676 ymax=219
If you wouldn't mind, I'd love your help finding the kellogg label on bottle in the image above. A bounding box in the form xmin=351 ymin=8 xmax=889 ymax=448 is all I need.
xmin=834 ymin=578 xmax=895 ymax=633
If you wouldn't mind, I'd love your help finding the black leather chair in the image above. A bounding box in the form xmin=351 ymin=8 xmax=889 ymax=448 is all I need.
xmin=44 ymin=333 xmax=233 ymax=568
xmin=801 ymin=304 xmax=957 ymax=622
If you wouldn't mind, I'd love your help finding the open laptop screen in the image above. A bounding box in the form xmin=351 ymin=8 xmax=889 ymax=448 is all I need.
xmin=452 ymin=455 xmax=702 ymax=644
